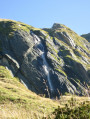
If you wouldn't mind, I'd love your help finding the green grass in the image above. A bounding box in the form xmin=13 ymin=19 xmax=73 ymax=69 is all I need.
xmin=52 ymin=99 xmax=90 ymax=119
xmin=55 ymin=68 xmax=67 ymax=77
xmin=0 ymin=66 xmax=59 ymax=118
xmin=52 ymin=23 xmax=90 ymax=54
xmin=0 ymin=19 xmax=33 ymax=38
xmin=0 ymin=19 xmax=48 ymax=39
xmin=0 ymin=65 xmax=89 ymax=119
xmin=44 ymin=97 xmax=90 ymax=119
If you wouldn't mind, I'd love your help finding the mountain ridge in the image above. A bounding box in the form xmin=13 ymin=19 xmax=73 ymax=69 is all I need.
xmin=81 ymin=33 xmax=90 ymax=42
xmin=0 ymin=19 xmax=90 ymax=98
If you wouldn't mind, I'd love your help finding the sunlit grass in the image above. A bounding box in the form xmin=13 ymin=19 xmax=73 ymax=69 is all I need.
xmin=0 ymin=65 xmax=89 ymax=118
xmin=0 ymin=66 xmax=59 ymax=118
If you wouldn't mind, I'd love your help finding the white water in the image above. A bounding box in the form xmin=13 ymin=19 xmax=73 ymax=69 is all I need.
xmin=30 ymin=31 xmax=54 ymax=92
xmin=41 ymin=51 xmax=53 ymax=92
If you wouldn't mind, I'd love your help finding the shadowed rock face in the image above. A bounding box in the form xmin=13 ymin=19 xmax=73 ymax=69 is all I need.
xmin=0 ymin=20 xmax=90 ymax=98
xmin=81 ymin=33 xmax=90 ymax=42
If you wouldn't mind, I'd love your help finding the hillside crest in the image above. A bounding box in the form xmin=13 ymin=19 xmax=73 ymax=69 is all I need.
xmin=0 ymin=19 xmax=90 ymax=98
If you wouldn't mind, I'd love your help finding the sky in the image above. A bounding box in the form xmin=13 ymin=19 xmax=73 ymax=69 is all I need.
xmin=0 ymin=0 xmax=90 ymax=35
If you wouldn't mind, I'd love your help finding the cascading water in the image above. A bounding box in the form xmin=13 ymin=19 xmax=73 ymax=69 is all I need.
xmin=30 ymin=31 xmax=54 ymax=93
xmin=41 ymin=48 xmax=54 ymax=92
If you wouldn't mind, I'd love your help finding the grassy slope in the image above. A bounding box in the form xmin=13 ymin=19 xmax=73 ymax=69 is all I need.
xmin=0 ymin=19 xmax=42 ymax=38
xmin=0 ymin=66 xmax=59 ymax=119
xmin=0 ymin=66 xmax=89 ymax=119
xmin=51 ymin=100 xmax=90 ymax=119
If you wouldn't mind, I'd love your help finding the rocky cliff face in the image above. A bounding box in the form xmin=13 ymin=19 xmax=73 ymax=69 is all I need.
xmin=81 ymin=33 xmax=90 ymax=42
xmin=0 ymin=19 xmax=90 ymax=98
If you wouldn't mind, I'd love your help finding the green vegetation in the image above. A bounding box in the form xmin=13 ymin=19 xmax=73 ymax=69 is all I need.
xmin=0 ymin=66 xmax=88 ymax=119
xmin=0 ymin=19 xmax=33 ymax=38
xmin=51 ymin=53 xmax=61 ymax=63
xmin=52 ymin=23 xmax=89 ymax=54
xmin=44 ymin=97 xmax=90 ymax=119
xmin=0 ymin=19 xmax=90 ymax=119
xmin=54 ymin=37 xmax=69 ymax=48
xmin=64 ymin=27 xmax=89 ymax=53
xmin=46 ymin=41 xmax=58 ymax=54
xmin=0 ymin=66 xmax=59 ymax=118
xmin=0 ymin=19 xmax=49 ymax=40
xmin=53 ymin=99 xmax=90 ymax=119
xmin=55 ymin=68 xmax=67 ymax=77
xmin=0 ymin=65 xmax=89 ymax=118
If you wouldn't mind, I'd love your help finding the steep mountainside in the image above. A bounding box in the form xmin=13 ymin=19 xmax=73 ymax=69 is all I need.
xmin=0 ymin=19 xmax=90 ymax=98
xmin=81 ymin=33 xmax=90 ymax=42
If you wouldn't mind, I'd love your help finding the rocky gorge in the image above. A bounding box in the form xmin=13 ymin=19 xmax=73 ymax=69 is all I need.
xmin=0 ymin=19 xmax=90 ymax=98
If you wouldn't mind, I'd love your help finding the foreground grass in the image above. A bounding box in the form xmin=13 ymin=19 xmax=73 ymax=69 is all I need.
xmin=0 ymin=66 xmax=59 ymax=118
xmin=0 ymin=65 xmax=89 ymax=119
xmin=48 ymin=100 xmax=90 ymax=119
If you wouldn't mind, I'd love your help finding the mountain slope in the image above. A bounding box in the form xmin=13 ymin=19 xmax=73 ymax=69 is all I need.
xmin=0 ymin=65 xmax=89 ymax=119
xmin=81 ymin=33 xmax=90 ymax=42
xmin=0 ymin=65 xmax=59 ymax=118
xmin=0 ymin=19 xmax=90 ymax=98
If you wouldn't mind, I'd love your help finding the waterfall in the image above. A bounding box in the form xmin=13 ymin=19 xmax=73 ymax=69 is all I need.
xmin=41 ymin=50 xmax=54 ymax=92
xmin=30 ymin=31 xmax=54 ymax=92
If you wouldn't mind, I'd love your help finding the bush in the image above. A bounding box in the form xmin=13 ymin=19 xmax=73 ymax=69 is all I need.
xmin=53 ymin=99 xmax=90 ymax=119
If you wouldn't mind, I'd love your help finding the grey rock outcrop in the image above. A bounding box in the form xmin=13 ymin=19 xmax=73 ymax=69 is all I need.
xmin=0 ymin=20 xmax=90 ymax=98
xmin=81 ymin=33 xmax=90 ymax=42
